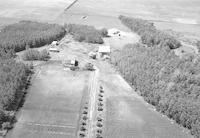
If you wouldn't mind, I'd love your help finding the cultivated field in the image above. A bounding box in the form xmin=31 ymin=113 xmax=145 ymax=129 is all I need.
xmin=6 ymin=61 xmax=89 ymax=138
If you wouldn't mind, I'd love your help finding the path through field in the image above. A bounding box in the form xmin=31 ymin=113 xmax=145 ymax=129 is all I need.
xmin=6 ymin=61 xmax=89 ymax=138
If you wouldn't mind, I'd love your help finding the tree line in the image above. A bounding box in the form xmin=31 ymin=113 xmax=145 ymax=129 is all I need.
xmin=119 ymin=15 xmax=181 ymax=49
xmin=111 ymin=16 xmax=200 ymax=137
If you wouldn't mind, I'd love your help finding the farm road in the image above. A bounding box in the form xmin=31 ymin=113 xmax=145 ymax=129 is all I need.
xmin=6 ymin=61 xmax=89 ymax=138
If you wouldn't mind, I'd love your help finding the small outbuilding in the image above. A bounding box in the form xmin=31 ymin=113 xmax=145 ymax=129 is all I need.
xmin=98 ymin=46 xmax=111 ymax=58
xmin=51 ymin=41 xmax=58 ymax=46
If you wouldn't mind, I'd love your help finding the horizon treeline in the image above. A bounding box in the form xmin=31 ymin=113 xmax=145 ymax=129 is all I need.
xmin=112 ymin=15 xmax=200 ymax=137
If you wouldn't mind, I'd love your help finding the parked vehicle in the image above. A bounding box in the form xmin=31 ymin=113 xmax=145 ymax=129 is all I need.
xmin=63 ymin=59 xmax=79 ymax=71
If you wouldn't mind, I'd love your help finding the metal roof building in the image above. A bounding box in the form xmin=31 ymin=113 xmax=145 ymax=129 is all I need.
xmin=98 ymin=46 xmax=111 ymax=53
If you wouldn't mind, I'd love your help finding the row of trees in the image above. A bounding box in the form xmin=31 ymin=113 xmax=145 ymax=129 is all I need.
xmin=0 ymin=54 xmax=31 ymax=129
xmin=65 ymin=24 xmax=108 ymax=44
xmin=0 ymin=21 xmax=66 ymax=52
xmin=119 ymin=15 xmax=181 ymax=49
xmin=112 ymin=16 xmax=200 ymax=137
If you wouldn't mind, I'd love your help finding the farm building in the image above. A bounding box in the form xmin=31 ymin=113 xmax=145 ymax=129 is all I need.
xmin=51 ymin=41 xmax=58 ymax=46
xmin=98 ymin=46 xmax=111 ymax=58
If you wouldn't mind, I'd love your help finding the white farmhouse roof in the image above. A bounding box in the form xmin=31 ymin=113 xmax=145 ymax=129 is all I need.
xmin=51 ymin=41 xmax=58 ymax=45
xmin=98 ymin=46 xmax=110 ymax=53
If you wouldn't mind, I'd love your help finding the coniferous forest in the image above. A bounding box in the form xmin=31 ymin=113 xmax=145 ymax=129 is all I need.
xmin=111 ymin=16 xmax=200 ymax=137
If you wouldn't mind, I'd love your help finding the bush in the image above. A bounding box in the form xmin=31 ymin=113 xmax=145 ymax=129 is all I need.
xmin=0 ymin=21 xmax=66 ymax=52
xmin=64 ymin=24 xmax=107 ymax=44
xmin=22 ymin=49 xmax=50 ymax=61
xmin=2 ymin=122 xmax=13 ymax=130
xmin=100 ymin=28 xmax=108 ymax=37
xmin=119 ymin=15 xmax=181 ymax=49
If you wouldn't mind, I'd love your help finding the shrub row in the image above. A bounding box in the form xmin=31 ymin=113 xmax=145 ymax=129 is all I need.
xmin=119 ymin=15 xmax=181 ymax=49
xmin=0 ymin=21 xmax=66 ymax=52
xmin=64 ymin=24 xmax=107 ymax=44
xmin=111 ymin=43 xmax=200 ymax=137
xmin=22 ymin=49 xmax=50 ymax=61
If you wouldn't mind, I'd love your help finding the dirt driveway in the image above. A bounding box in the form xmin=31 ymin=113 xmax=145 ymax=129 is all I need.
xmin=6 ymin=61 xmax=89 ymax=138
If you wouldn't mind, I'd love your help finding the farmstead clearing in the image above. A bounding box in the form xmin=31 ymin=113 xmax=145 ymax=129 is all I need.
xmin=1 ymin=0 xmax=199 ymax=137
xmin=6 ymin=32 xmax=192 ymax=137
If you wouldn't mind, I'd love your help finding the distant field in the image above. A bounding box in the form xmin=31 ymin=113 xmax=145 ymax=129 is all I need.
xmin=62 ymin=0 xmax=200 ymax=36
xmin=0 ymin=0 xmax=74 ymax=23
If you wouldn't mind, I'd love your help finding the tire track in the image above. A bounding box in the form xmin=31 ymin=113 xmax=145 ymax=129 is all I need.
xmin=87 ymin=67 xmax=99 ymax=138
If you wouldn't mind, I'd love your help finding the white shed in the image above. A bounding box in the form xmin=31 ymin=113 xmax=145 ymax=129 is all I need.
xmin=98 ymin=46 xmax=111 ymax=58
xmin=51 ymin=41 xmax=58 ymax=46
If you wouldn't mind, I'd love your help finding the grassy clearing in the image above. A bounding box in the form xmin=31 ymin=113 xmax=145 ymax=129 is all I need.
xmin=65 ymin=24 xmax=108 ymax=44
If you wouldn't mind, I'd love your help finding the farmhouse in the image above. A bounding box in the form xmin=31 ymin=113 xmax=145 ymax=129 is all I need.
xmin=98 ymin=46 xmax=111 ymax=58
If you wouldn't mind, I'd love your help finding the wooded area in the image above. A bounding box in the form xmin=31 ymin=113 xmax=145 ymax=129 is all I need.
xmin=119 ymin=15 xmax=181 ymax=49
xmin=0 ymin=21 xmax=66 ymax=52
xmin=65 ymin=24 xmax=107 ymax=44
xmin=112 ymin=16 xmax=200 ymax=137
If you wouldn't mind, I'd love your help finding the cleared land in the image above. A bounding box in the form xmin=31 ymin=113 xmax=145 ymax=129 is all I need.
xmin=5 ymin=30 xmax=193 ymax=138
xmin=6 ymin=61 xmax=89 ymax=138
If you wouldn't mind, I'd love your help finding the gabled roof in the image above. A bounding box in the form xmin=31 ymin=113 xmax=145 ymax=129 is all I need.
xmin=98 ymin=46 xmax=110 ymax=53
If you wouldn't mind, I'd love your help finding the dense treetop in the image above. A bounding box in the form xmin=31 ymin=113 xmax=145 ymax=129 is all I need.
xmin=0 ymin=21 xmax=66 ymax=52
xmin=65 ymin=24 xmax=107 ymax=44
